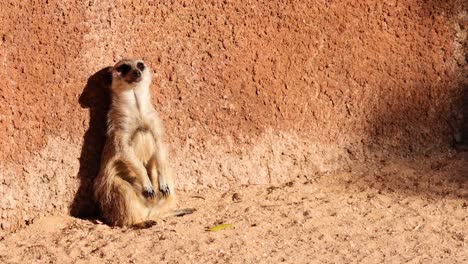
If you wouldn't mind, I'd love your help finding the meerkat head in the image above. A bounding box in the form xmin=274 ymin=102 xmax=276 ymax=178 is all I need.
xmin=110 ymin=59 xmax=151 ymax=92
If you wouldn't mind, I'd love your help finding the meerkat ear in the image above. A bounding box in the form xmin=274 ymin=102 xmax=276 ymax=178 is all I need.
xmin=112 ymin=69 xmax=121 ymax=79
xmin=108 ymin=66 xmax=118 ymax=79
xmin=103 ymin=67 xmax=113 ymax=85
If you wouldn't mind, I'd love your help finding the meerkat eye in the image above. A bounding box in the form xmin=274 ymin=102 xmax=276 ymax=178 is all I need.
xmin=116 ymin=64 xmax=131 ymax=75
xmin=136 ymin=62 xmax=145 ymax=71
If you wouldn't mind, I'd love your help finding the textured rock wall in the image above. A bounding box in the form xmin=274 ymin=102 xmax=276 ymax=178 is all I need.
xmin=0 ymin=0 xmax=466 ymax=231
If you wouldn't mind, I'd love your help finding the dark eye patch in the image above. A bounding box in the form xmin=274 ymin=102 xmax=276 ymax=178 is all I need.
xmin=136 ymin=62 xmax=145 ymax=71
xmin=116 ymin=64 xmax=131 ymax=75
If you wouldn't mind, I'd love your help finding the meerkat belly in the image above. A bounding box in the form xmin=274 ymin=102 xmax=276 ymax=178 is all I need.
xmin=130 ymin=127 xmax=156 ymax=164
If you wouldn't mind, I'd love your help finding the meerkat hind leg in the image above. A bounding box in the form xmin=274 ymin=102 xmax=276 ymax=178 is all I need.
xmin=106 ymin=177 xmax=151 ymax=226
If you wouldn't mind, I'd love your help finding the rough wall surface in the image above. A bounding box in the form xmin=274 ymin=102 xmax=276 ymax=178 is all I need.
xmin=0 ymin=1 xmax=466 ymax=231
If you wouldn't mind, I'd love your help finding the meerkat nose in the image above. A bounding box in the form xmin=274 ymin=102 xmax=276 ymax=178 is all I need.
xmin=133 ymin=70 xmax=141 ymax=78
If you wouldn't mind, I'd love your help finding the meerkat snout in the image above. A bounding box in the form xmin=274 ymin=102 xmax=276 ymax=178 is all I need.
xmin=112 ymin=59 xmax=149 ymax=87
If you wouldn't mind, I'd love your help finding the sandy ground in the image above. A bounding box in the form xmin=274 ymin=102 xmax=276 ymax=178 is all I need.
xmin=1 ymin=153 xmax=467 ymax=263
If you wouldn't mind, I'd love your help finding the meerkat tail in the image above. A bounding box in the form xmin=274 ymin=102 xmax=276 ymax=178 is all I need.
xmin=131 ymin=220 xmax=157 ymax=229
xmin=166 ymin=208 xmax=196 ymax=217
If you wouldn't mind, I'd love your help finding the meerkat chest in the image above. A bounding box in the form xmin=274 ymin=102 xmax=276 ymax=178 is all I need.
xmin=123 ymin=93 xmax=156 ymax=129
xmin=129 ymin=111 xmax=157 ymax=161
xmin=130 ymin=124 xmax=156 ymax=163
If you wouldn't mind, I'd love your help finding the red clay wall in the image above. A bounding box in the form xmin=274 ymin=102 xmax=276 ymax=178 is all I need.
xmin=0 ymin=1 xmax=466 ymax=231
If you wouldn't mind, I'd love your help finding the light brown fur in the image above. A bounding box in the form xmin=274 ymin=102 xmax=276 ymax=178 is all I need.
xmin=93 ymin=59 xmax=194 ymax=227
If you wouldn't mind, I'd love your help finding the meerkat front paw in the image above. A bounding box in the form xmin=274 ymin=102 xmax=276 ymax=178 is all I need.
xmin=159 ymin=183 xmax=170 ymax=197
xmin=143 ymin=184 xmax=156 ymax=199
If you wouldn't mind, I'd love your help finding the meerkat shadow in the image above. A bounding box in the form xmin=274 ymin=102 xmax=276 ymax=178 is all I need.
xmin=455 ymin=85 xmax=468 ymax=152
xmin=70 ymin=67 xmax=112 ymax=219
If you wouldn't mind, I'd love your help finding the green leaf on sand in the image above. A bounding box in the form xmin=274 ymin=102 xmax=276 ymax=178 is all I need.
xmin=206 ymin=223 xmax=233 ymax=231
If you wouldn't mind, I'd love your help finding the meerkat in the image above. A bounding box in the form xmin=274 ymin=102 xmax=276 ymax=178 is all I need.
xmin=93 ymin=58 xmax=194 ymax=227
